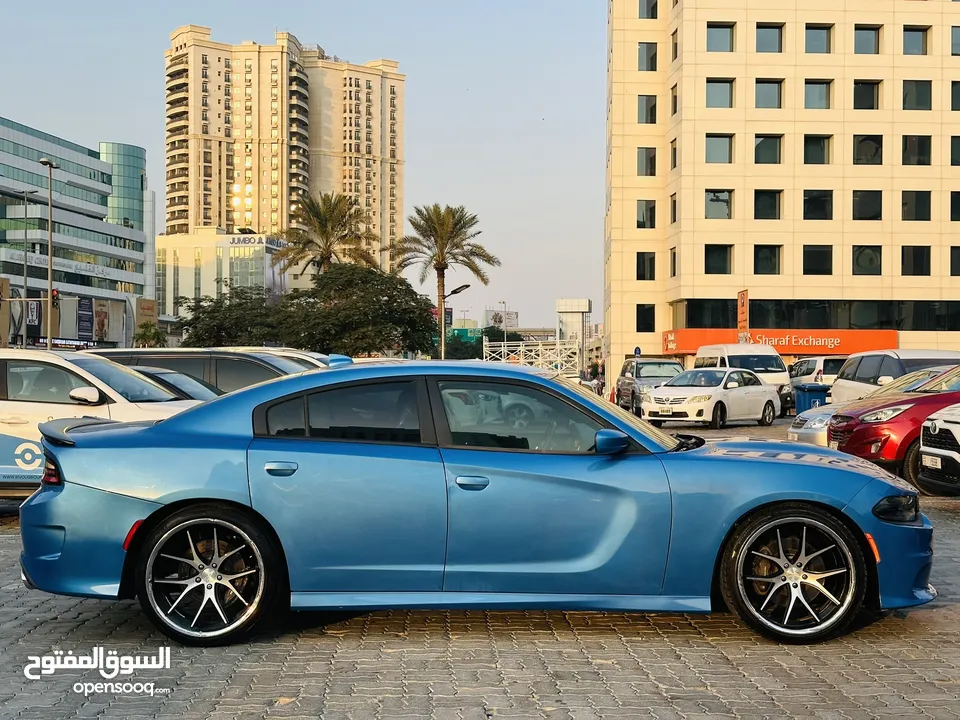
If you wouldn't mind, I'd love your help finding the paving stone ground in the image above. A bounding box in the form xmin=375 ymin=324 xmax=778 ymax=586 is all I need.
xmin=1 ymin=419 xmax=958 ymax=719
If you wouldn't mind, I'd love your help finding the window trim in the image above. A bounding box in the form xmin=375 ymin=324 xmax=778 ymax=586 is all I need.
xmin=252 ymin=377 xmax=438 ymax=446
xmin=426 ymin=376 xmax=648 ymax=457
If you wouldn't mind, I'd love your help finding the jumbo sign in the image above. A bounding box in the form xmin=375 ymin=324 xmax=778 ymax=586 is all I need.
xmin=228 ymin=236 xmax=285 ymax=249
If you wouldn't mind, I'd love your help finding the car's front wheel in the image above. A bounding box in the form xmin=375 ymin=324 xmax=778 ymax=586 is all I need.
xmin=710 ymin=402 xmax=726 ymax=430
xmin=135 ymin=504 xmax=285 ymax=646
xmin=758 ymin=401 xmax=776 ymax=426
xmin=901 ymin=440 xmax=931 ymax=495
xmin=719 ymin=503 xmax=866 ymax=643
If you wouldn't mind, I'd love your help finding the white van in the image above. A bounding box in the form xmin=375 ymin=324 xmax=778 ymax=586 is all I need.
xmin=694 ymin=344 xmax=792 ymax=415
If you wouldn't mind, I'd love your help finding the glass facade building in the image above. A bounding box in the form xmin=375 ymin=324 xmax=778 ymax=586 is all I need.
xmin=99 ymin=143 xmax=146 ymax=231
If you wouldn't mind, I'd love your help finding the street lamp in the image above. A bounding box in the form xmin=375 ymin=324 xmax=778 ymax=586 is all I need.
xmin=439 ymin=283 xmax=470 ymax=360
xmin=39 ymin=158 xmax=59 ymax=350
xmin=19 ymin=189 xmax=38 ymax=348
xmin=500 ymin=300 xmax=508 ymax=344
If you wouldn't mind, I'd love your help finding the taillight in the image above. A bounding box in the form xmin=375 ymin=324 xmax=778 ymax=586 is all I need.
xmin=41 ymin=458 xmax=61 ymax=486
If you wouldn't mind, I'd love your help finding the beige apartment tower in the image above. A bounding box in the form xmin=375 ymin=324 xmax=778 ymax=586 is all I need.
xmin=164 ymin=25 xmax=404 ymax=279
xmin=606 ymin=0 xmax=960 ymax=369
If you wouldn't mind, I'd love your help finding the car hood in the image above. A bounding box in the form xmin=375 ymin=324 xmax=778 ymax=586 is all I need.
xmin=926 ymin=401 xmax=960 ymax=422
xmin=832 ymin=391 xmax=950 ymax=419
xmin=798 ymin=401 xmax=847 ymax=420
xmin=648 ymin=386 xmax=719 ymax=397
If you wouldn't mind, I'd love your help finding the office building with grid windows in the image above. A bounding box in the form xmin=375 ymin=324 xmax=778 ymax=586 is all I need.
xmin=605 ymin=0 xmax=960 ymax=367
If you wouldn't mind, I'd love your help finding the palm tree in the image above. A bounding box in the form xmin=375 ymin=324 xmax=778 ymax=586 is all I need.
xmin=271 ymin=192 xmax=380 ymax=278
xmin=394 ymin=205 xmax=500 ymax=359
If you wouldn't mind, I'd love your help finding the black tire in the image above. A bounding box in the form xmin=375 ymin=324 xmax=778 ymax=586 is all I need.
xmin=719 ymin=502 xmax=867 ymax=644
xmin=631 ymin=395 xmax=641 ymax=417
xmin=710 ymin=402 xmax=726 ymax=430
xmin=758 ymin=401 xmax=776 ymax=427
xmin=901 ymin=440 xmax=931 ymax=495
xmin=651 ymin=420 xmax=664 ymax=428
xmin=135 ymin=503 xmax=285 ymax=646
xmin=779 ymin=405 xmax=789 ymax=418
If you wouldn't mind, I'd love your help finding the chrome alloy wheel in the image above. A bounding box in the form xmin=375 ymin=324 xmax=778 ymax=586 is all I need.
xmin=145 ymin=518 xmax=265 ymax=639
xmin=736 ymin=517 xmax=856 ymax=638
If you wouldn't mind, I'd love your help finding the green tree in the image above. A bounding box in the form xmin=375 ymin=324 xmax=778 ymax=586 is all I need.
xmin=132 ymin=322 xmax=167 ymax=348
xmin=393 ymin=205 xmax=500 ymax=359
xmin=271 ymin=192 xmax=380 ymax=278
xmin=177 ymin=285 xmax=280 ymax=347
xmin=277 ymin=264 xmax=436 ymax=356
xmin=481 ymin=325 xmax=524 ymax=343
xmin=435 ymin=334 xmax=483 ymax=360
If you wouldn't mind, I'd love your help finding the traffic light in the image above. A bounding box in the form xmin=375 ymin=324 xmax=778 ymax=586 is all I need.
xmin=51 ymin=289 xmax=59 ymax=309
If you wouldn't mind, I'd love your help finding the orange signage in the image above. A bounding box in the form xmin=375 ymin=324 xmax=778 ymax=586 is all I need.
xmin=661 ymin=328 xmax=898 ymax=356
xmin=737 ymin=290 xmax=749 ymax=340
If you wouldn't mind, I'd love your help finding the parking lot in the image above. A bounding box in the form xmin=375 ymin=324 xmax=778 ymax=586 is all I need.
xmin=1 ymin=418 xmax=959 ymax=720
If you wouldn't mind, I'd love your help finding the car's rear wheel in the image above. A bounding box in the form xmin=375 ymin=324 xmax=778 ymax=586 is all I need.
xmin=710 ymin=402 xmax=726 ymax=429
xmin=135 ymin=504 xmax=284 ymax=646
xmin=631 ymin=395 xmax=641 ymax=417
xmin=719 ymin=503 xmax=866 ymax=643
xmin=758 ymin=401 xmax=776 ymax=426
xmin=901 ymin=440 xmax=931 ymax=494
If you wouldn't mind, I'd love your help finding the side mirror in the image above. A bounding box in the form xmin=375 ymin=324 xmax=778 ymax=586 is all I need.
xmin=69 ymin=387 xmax=103 ymax=405
xmin=877 ymin=376 xmax=894 ymax=386
xmin=594 ymin=429 xmax=630 ymax=456
xmin=726 ymin=381 xmax=740 ymax=389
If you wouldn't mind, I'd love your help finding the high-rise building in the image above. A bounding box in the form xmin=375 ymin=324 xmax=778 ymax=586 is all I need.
xmin=0 ymin=117 xmax=150 ymax=347
xmin=164 ymin=25 xmax=404 ymax=283
xmin=605 ymin=0 xmax=960 ymax=369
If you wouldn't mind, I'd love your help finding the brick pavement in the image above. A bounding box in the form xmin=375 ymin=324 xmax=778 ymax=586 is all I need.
xmin=1 ymin=433 xmax=959 ymax=719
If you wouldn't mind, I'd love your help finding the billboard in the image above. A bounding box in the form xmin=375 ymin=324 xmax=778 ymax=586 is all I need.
xmin=737 ymin=289 xmax=749 ymax=343
xmin=484 ymin=309 xmax=519 ymax=329
xmin=94 ymin=300 xmax=110 ymax=341
xmin=136 ymin=298 xmax=158 ymax=327
xmin=77 ymin=298 xmax=94 ymax=341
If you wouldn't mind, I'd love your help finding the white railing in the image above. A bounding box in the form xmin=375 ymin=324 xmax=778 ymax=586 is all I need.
xmin=482 ymin=338 xmax=582 ymax=377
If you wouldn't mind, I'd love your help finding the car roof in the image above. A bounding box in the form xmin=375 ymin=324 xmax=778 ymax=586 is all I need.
xmin=848 ymin=349 xmax=960 ymax=360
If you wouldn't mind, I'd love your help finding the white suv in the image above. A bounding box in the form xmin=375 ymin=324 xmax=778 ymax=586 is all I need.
xmin=830 ymin=349 xmax=960 ymax=405
xmin=917 ymin=403 xmax=960 ymax=496
xmin=0 ymin=350 xmax=200 ymax=499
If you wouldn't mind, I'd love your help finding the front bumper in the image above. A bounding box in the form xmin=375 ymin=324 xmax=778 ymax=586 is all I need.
xmin=641 ymin=400 xmax=711 ymax=422
xmin=830 ymin=420 xmax=902 ymax=466
xmin=917 ymin=448 xmax=960 ymax=496
xmin=787 ymin=424 xmax=829 ymax=447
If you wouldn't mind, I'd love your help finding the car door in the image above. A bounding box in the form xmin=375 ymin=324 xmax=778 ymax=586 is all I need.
xmin=247 ymin=378 xmax=448 ymax=593
xmin=851 ymin=354 xmax=884 ymax=398
xmin=722 ymin=371 xmax=749 ymax=419
xmin=831 ymin=357 xmax=863 ymax=403
xmin=740 ymin=371 xmax=767 ymax=416
xmin=430 ymin=377 xmax=671 ymax=596
xmin=0 ymin=360 xmax=111 ymax=484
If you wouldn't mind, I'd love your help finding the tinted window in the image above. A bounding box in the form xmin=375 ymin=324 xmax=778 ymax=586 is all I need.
xmin=250 ymin=353 xmax=311 ymax=374
xmin=666 ymin=370 xmax=725 ymax=387
xmin=742 ymin=371 xmax=762 ymax=386
xmin=854 ymin=355 xmax=883 ymax=384
xmin=70 ymin=356 xmax=178 ymax=403
xmin=438 ymin=380 xmax=601 ymax=453
xmin=903 ymin=358 xmax=958 ymax=372
xmin=636 ymin=362 xmax=682 ymax=378
xmin=728 ymin=354 xmax=786 ymax=373
xmin=877 ymin=355 xmax=901 ymax=381
xmin=157 ymin=372 xmax=221 ymax=401
xmin=308 ymin=382 xmax=420 ymax=443
xmin=823 ymin=359 xmax=846 ymax=375
xmin=266 ymin=397 xmax=306 ymax=437
xmin=837 ymin=357 xmax=861 ymax=380
xmin=694 ymin=356 xmax=719 ymax=368
xmin=216 ymin=359 xmax=279 ymax=393
xmin=138 ymin=356 xmax=207 ymax=381
xmin=6 ymin=361 xmax=89 ymax=404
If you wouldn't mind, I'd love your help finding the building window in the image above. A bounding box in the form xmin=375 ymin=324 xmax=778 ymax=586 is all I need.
xmin=636 ymin=304 xmax=656 ymax=333
xmin=853 ymin=135 xmax=883 ymax=165
xmin=707 ymin=23 xmax=735 ymax=52
xmin=803 ymin=245 xmax=833 ymax=275
xmin=671 ymin=84 xmax=678 ymax=115
xmin=754 ymin=245 xmax=781 ymax=274
xmin=953 ymin=137 xmax=960 ymax=166
xmin=853 ymin=190 xmax=882 ymax=221
xmin=640 ymin=0 xmax=657 ymax=19
xmin=637 ymin=147 xmax=656 ymax=175
xmin=854 ymin=80 xmax=881 ymax=110
xmin=672 ymin=30 xmax=679 ymax=60
xmin=705 ymin=134 xmax=733 ymax=163
xmin=903 ymin=27 xmax=928 ymax=56
xmin=754 ymin=190 xmax=781 ymax=220
xmin=902 ymin=191 xmax=931 ymax=221
xmin=806 ymin=24 xmax=832 ymax=53
xmin=853 ymin=246 xmax=882 ymax=276
xmin=953 ymin=81 xmax=960 ymax=111
xmin=953 ymin=191 xmax=960 ymax=221
xmin=805 ymin=80 xmax=831 ymax=109
xmin=754 ymin=135 xmax=781 ymax=164
xmin=803 ymin=190 xmax=833 ymax=220
xmin=636 ymin=252 xmax=656 ymax=280
xmin=902 ymin=135 xmax=931 ymax=165
xmin=755 ymin=79 xmax=782 ymax=109
xmin=637 ymin=200 xmax=656 ymax=228
xmin=951 ymin=248 xmax=960 ymax=276
xmin=854 ymin=25 xmax=881 ymax=54
xmin=902 ymin=246 xmax=931 ymax=276
xmin=903 ymin=80 xmax=932 ymax=110
xmin=670 ymin=247 xmax=677 ymax=277
xmin=638 ymin=95 xmax=657 ymax=123
xmin=705 ymin=190 xmax=733 ymax=219
xmin=670 ymin=139 xmax=677 ymax=169
xmin=705 ymin=245 xmax=733 ymax=274
xmin=706 ymin=79 xmax=734 ymax=108
xmin=756 ymin=24 xmax=783 ymax=53
xmin=804 ymin=135 xmax=831 ymax=164
xmin=670 ymin=193 xmax=677 ymax=223
xmin=953 ymin=27 xmax=960 ymax=56
xmin=638 ymin=42 xmax=658 ymax=70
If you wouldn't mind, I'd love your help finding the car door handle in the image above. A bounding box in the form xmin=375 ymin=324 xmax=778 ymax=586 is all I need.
xmin=0 ymin=417 xmax=29 ymax=425
xmin=455 ymin=475 xmax=490 ymax=490
xmin=264 ymin=461 xmax=298 ymax=477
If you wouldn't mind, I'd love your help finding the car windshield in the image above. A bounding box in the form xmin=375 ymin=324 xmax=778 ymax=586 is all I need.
xmin=557 ymin=376 xmax=681 ymax=451
xmin=728 ymin=354 xmax=786 ymax=373
xmin=636 ymin=362 xmax=682 ymax=379
xmin=664 ymin=370 xmax=725 ymax=387
xmin=913 ymin=365 xmax=960 ymax=394
xmin=250 ymin=353 xmax=312 ymax=375
xmin=157 ymin=371 xmax=222 ymax=401
xmin=869 ymin=367 xmax=952 ymax=396
xmin=70 ymin=356 xmax=179 ymax=403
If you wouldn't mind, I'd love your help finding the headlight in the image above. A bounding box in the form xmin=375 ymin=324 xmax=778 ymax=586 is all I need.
xmin=807 ymin=416 xmax=830 ymax=429
xmin=688 ymin=395 xmax=713 ymax=403
xmin=778 ymin=384 xmax=790 ymax=394
xmin=639 ymin=384 xmax=653 ymax=394
xmin=861 ymin=404 xmax=913 ymax=423
xmin=640 ymin=393 xmax=651 ymax=403
xmin=872 ymin=494 xmax=919 ymax=523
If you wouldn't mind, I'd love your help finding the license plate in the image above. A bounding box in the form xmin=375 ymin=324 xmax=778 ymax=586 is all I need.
xmin=658 ymin=407 xmax=672 ymax=415
xmin=829 ymin=441 xmax=839 ymax=450
xmin=922 ymin=454 xmax=942 ymax=470
xmin=787 ymin=432 xmax=798 ymax=442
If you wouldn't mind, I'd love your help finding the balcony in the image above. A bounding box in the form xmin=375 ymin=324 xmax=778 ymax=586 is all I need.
xmin=166 ymin=221 xmax=189 ymax=235
xmin=290 ymin=94 xmax=309 ymax=111
xmin=166 ymin=153 xmax=189 ymax=169
xmin=166 ymin=70 xmax=188 ymax=89
xmin=290 ymin=135 xmax=309 ymax=151
xmin=292 ymin=65 xmax=308 ymax=83
xmin=166 ymin=97 xmax=189 ymax=114
xmin=166 ymin=168 xmax=189 ymax=181
xmin=167 ymin=54 xmax=188 ymax=70
xmin=166 ymin=196 xmax=189 ymax=208
xmin=168 ymin=182 xmax=189 ymax=196
xmin=290 ymin=175 xmax=308 ymax=191
xmin=166 ymin=117 xmax=189 ymax=134
xmin=289 ymin=105 xmax=309 ymax=121
xmin=167 ymin=139 xmax=189 ymax=152
xmin=167 ymin=87 xmax=189 ymax=104
xmin=166 ymin=127 xmax=189 ymax=138
xmin=290 ymin=82 xmax=308 ymax=99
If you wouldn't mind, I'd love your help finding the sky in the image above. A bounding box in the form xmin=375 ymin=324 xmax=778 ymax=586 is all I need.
xmin=0 ymin=0 xmax=606 ymax=328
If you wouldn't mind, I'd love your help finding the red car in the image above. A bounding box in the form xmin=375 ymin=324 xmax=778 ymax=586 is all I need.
xmin=827 ymin=364 xmax=960 ymax=488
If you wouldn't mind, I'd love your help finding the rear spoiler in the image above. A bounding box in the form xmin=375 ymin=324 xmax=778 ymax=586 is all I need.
xmin=39 ymin=417 xmax=121 ymax=447
xmin=326 ymin=354 xmax=353 ymax=367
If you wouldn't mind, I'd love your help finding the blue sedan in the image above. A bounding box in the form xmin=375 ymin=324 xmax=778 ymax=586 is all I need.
xmin=20 ymin=361 xmax=934 ymax=645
